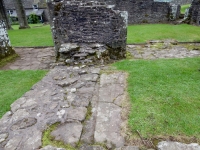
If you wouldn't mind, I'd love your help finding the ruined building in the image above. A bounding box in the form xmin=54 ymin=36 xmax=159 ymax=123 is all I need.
xmin=188 ymin=0 xmax=200 ymax=25
xmin=47 ymin=0 xmax=127 ymax=65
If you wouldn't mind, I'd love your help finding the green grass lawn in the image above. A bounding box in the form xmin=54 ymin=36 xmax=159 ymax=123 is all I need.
xmin=8 ymin=24 xmax=54 ymax=47
xmin=114 ymin=57 xmax=200 ymax=139
xmin=0 ymin=70 xmax=47 ymax=118
xmin=7 ymin=23 xmax=200 ymax=46
xmin=127 ymin=24 xmax=200 ymax=44
xmin=181 ymin=4 xmax=191 ymax=14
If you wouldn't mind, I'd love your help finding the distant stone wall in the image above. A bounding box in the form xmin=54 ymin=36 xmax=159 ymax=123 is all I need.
xmin=115 ymin=0 xmax=171 ymax=24
xmin=0 ymin=20 xmax=15 ymax=59
xmin=47 ymin=0 xmax=127 ymax=65
xmin=188 ymin=0 xmax=200 ymax=25
xmin=171 ymin=0 xmax=192 ymax=5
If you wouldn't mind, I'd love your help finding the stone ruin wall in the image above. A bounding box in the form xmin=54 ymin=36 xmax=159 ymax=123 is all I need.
xmin=0 ymin=20 xmax=15 ymax=59
xmin=171 ymin=0 xmax=192 ymax=5
xmin=188 ymin=0 xmax=200 ymax=25
xmin=47 ymin=0 xmax=127 ymax=65
xmin=84 ymin=0 xmax=171 ymax=24
xmin=114 ymin=0 xmax=171 ymax=24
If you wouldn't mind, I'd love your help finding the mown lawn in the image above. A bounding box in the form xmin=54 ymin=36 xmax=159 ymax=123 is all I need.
xmin=0 ymin=70 xmax=47 ymax=118
xmin=127 ymin=24 xmax=200 ymax=44
xmin=114 ymin=57 xmax=200 ymax=139
xmin=8 ymin=24 xmax=53 ymax=47
xmin=7 ymin=23 xmax=200 ymax=46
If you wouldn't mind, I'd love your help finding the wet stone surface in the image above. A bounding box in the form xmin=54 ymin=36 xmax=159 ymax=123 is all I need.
xmin=1 ymin=47 xmax=55 ymax=70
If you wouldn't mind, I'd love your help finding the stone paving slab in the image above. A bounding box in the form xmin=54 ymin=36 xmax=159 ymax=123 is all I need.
xmin=1 ymin=43 xmax=200 ymax=150
xmin=1 ymin=47 xmax=55 ymax=70
xmin=94 ymin=73 xmax=126 ymax=149
xmin=127 ymin=42 xmax=200 ymax=59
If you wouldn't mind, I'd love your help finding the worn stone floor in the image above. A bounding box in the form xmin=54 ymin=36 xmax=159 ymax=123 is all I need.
xmin=1 ymin=47 xmax=55 ymax=70
xmin=0 ymin=42 xmax=200 ymax=150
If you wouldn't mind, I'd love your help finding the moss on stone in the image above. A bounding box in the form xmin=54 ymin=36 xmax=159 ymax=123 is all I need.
xmin=42 ymin=123 xmax=76 ymax=150
xmin=0 ymin=53 xmax=19 ymax=68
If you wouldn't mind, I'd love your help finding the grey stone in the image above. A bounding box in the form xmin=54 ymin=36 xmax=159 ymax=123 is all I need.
xmin=51 ymin=122 xmax=83 ymax=146
xmin=10 ymin=97 xmax=27 ymax=112
xmin=91 ymin=68 xmax=101 ymax=74
xmin=11 ymin=117 xmax=37 ymax=130
xmin=57 ymin=78 xmax=78 ymax=87
xmin=82 ymin=74 xmax=98 ymax=82
xmin=115 ymin=146 xmax=139 ymax=150
xmin=94 ymin=102 xmax=124 ymax=148
xmin=99 ymin=84 xmax=124 ymax=103
xmin=157 ymin=141 xmax=200 ymax=150
xmin=0 ymin=133 xmax=8 ymax=143
xmin=4 ymin=136 xmax=22 ymax=150
xmin=71 ymin=95 xmax=90 ymax=107
xmin=11 ymin=109 xmax=30 ymax=122
xmin=79 ymin=145 xmax=105 ymax=150
xmin=22 ymin=129 xmax=42 ymax=150
xmin=40 ymin=145 xmax=66 ymax=150
xmin=67 ymin=107 xmax=87 ymax=121
xmin=59 ymin=43 xmax=79 ymax=53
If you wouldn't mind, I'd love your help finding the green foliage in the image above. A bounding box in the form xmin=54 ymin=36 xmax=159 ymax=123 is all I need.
xmin=114 ymin=57 xmax=200 ymax=138
xmin=127 ymin=24 xmax=200 ymax=44
xmin=181 ymin=4 xmax=191 ymax=14
xmin=0 ymin=70 xmax=47 ymax=118
xmin=28 ymin=13 xmax=40 ymax=24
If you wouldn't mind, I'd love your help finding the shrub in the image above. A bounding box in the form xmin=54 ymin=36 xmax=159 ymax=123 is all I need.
xmin=28 ymin=13 xmax=40 ymax=24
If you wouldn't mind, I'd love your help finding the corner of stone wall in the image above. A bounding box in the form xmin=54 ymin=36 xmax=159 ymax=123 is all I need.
xmin=0 ymin=20 xmax=16 ymax=59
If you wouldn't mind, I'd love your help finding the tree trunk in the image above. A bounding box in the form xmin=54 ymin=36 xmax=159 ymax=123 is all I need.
xmin=14 ymin=0 xmax=30 ymax=29
xmin=0 ymin=0 xmax=12 ymax=30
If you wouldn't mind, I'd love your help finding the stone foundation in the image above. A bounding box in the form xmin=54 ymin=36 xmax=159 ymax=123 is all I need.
xmin=47 ymin=0 xmax=127 ymax=65
xmin=0 ymin=20 xmax=15 ymax=59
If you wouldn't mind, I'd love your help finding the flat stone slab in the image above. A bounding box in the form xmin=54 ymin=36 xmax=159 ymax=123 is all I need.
xmin=79 ymin=145 xmax=105 ymax=150
xmin=157 ymin=141 xmax=200 ymax=150
xmin=94 ymin=72 xmax=126 ymax=149
xmin=40 ymin=145 xmax=65 ymax=150
xmin=1 ymin=47 xmax=55 ymax=70
xmin=115 ymin=146 xmax=139 ymax=150
xmin=51 ymin=122 xmax=83 ymax=146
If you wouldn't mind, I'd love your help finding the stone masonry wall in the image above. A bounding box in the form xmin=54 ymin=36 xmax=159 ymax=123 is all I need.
xmin=0 ymin=20 xmax=15 ymax=59
xmin=83 ymin=0 xmax=171 ymax=24
xmin=113 ymin=0 xmax=171 ymax=24
xmin=47 ymin=0 xmax=127 ymax=65
xmin=171 ymin=0 xmax=192 ymax=5
xmin=188 ymin=0 xmax=200 ymax=25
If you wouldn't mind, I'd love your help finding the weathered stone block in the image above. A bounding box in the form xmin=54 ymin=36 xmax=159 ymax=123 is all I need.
xmin=47 ymin=0 xmax=127 ymax=65
xmin=0 ymin=20 xmax=15 ymax=59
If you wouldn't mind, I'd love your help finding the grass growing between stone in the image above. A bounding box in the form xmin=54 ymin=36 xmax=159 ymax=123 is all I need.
xmin=127 ymin=24 xmax=200 ymax=44
xmin=0 ymin=54 xmax=19 ymax=68
xmin=0 ymin=70 xmax=47 ymax=118
xmin=42 ymin=123 xmax=76 ymax=150
xmin=8 ymin=24 xmax=53 ymax=47
xmin=114 ymin=57 xmax=200 ymax=139
xmin=181 ymin=4 xmax=191 ymax=14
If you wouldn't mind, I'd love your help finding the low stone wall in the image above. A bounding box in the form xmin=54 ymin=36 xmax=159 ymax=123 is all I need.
xmin=113 ymin=0 xmax=170 ymax=24
xmin=0 ymin=20 xmax=15 ymax=59
xmin=171 ymin=0 xmax=192 ymax=5
xmin=188 ymin=0 xmax=200 ymax=25
xmin=47 ymin=0 xmax=127 ymax=65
